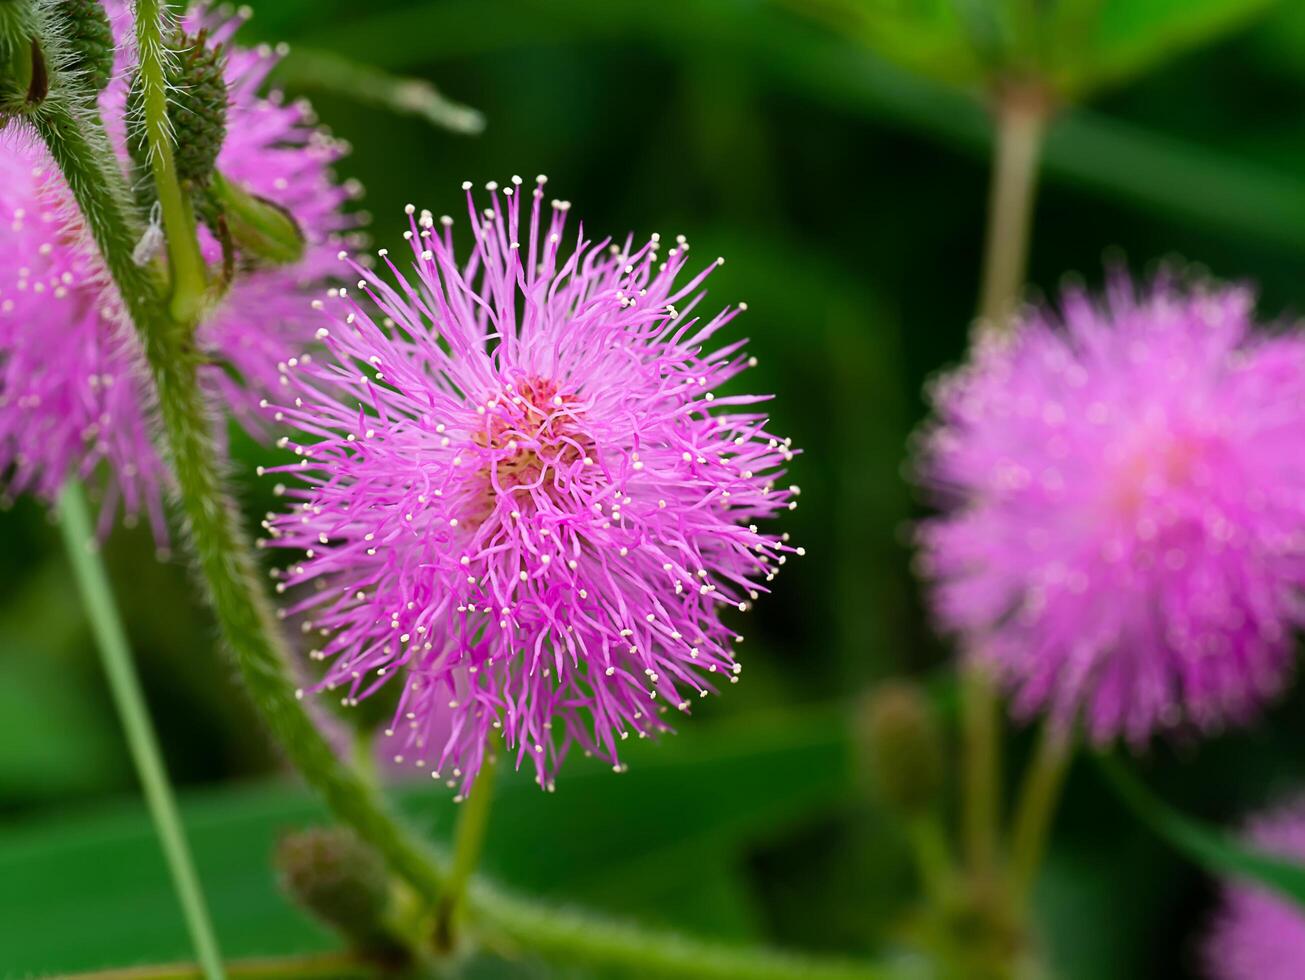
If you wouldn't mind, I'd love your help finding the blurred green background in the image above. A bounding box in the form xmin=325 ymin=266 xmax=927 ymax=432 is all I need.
xmin=6 ymin=1 xmax=1305 ymax=976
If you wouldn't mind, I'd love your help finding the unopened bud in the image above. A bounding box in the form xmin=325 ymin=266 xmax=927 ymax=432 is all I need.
xmin=127 ymin=29 xmax=228 ymax=187
xmin=208 ymin=171 xmax=307 ymax=267
xmin=55 ymin=0 xmax=113 ymax=93
xmin=858 ymin=680 xmax=945 ymax=816
xmin=276 ymin=827 xmax=401 ymax=955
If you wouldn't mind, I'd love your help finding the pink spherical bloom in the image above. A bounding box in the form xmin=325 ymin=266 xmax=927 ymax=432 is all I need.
xmin=915 ymin=273 xmax=1305 ymax=744
xmin=0 ymin=4 xmax=355 ymax=534
xmin=265 ymin=180 xmax=798 ymax=794
xmin=1204 ymin=796 xmax=1305 ymax=980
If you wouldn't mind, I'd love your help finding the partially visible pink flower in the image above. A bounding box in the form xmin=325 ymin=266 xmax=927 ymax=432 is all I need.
xmin=265 ymin=180 xmax=799 ymax=795
xmin=1205 ymin=796 xmax=1305 ymax=980
xmin=0 ymin=4 xmax=356 ymax=534
xmin=914 ymin=272 xmax=1305 ymax=744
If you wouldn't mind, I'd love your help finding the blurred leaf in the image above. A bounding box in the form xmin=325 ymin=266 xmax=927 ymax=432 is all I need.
xmin=778 ymin=0 xmax=1278 ymax=98
xmin=274 ymin=49 xmax=485 ymax=135
xmin=1097 ymin=755 xmax=1305 ymax=905
xmin=288 ymin=0 xmax=1305 ymax=256
xmin=1062 ymin=0 xmax=1280 ymax=96
xmin=0 ymin=707 xmax=852 ymax=975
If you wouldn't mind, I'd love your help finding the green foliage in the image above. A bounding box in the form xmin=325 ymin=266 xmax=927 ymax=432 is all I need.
xmin=0 ymin=709 xmax=853 ymax=975
xmin=778 ymin=0 xmax=1279 ymax=98
xmin=1097 ymin=755 xmax=1305 ymax=905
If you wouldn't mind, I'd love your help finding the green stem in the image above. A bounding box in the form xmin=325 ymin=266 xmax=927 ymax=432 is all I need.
xmin=63 ymin=952 xmax=370 ymax=980
xmin=906 ymin=813 xmax=953 ymax=907
xmin=976 ymin=89 xmax=1047 ymax=329
xmin=960 ymin=665 xmax=1000 ymax=881
xmin=467 ymin=879 xmax=898 ymax=980
xmin=32 ymin=73 xmax=449 ymax=906
xmin=57 ymin=482 xmax=226 ymax=980
xmin=36 ymin=82 xmax=917 ymax=980
xmin=1007 ymin=726 xmax=1072 ymax=908
xmin=959 ymin=86 xmax=1048 ymax=885
xmin=134 ymin=0 xmax=207 ymax=321
xmin=435 ymin=749 xmax=498 ymax=950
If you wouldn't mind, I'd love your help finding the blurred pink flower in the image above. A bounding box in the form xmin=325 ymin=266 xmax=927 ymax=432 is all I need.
xmin=915 ymin=272 xmax=1305 ymax=743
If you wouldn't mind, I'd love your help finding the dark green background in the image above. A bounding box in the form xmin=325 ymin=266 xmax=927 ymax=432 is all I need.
xmin=4 ymin=1 xmax=1305 ymax=976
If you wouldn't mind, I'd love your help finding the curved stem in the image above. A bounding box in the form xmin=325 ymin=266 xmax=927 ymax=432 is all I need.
xmin=960 ymin=665 xmax=1001 ymax=881
xmin=435 ymin=749 xmax=498 ymax=950
xmin=1007 ymin=726 xmax=1072 ymax=908
xmin=134 ymin=0 xmax=207 ymax=321
xmin=33 ymin=79 xmax=449 ymax=906
xmin=468 ymin=879 xmax=898 ymax=980
xmin=58 ymin=481 xmax=226 ymax=980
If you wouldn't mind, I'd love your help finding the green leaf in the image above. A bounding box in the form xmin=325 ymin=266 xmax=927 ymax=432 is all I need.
xmin=1096 ymin=754 xmax=1305 ymax=905
xmin=0 ymin=707 xmax=853 ymax=975
xmin=1060 ymin=0 xmax=1280 ymax=96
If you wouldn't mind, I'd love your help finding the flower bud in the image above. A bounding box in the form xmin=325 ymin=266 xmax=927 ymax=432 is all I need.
xmin=275 ymin=826 xmax=402 ymax=956
xmin=858 ymin=680 xmax=945 ymax=817
xmin=208 ymin=171 xmax=307 ymax=267
xmin=127 ymin=29 xmax=228 ymax=187
xmin=54 ymin=0 xmax=113 ymax=93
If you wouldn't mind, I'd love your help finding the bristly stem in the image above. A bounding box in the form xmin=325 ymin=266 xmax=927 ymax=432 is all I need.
xmin=435 ymin=749 xmax=498 ymax=950
xmin=57 ymin=481 xmax=226 ymax=980
xmin=133 ymin=0 xmax=207 ymax=322
xmin=32 ymin=71 xmax=450 ymax=906
xmin=1007 ymin=725 xmax=1072 ymax=908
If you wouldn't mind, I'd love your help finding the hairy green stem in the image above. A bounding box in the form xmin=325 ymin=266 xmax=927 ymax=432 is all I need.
xmin=1007 ymin=727 xmax=1072 ymax=908
xmin=133 ymin=0 xmax=206 ymax=321
xmin=33 ymin=79 xmax=449 ymax=905
xmin=58 ymin=481 xmax=226 ymax=980
xmin=435 ymin=750 xmax=498 ymax=949
xmin=467 ymin=880 xmax=902 ymax=980
xmin=36 ymin=85 xmax=917 ymax=980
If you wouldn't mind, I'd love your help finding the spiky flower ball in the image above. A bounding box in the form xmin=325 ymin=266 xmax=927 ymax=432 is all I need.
xmin=914 ymin=273 xmax=1305 ymax=744
xmin=0 ymin=4 xmax=356 ymax=533
xmin=1204 ymin=796 xmax=1305 ymax=980
xmin=265 ymin=180 xmax=799 ymax=795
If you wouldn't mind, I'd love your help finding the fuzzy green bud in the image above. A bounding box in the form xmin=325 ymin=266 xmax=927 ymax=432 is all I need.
xmin=858 ymin=680 xmax=945 ymax=817
xmin=127 ymin=28 xmax=228 ymax=187
xmin=55 ymin=0 xmax=113 ymax=93
xmin=276 ymin=827 xmax=401 ymax=955
xmin=208 ymin=171 xmax=307 ymax=267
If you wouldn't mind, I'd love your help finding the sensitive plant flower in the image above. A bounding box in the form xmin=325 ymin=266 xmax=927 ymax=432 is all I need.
xmin=1204 ymin=796 xmax=1305 ymax=980
xmin=0 ymin=3 xmax=356 ymax=533
xmin=264 ymin=179 xmax=800 ymax=795
xmin=914 ymin=273 xmax=1305 ymax=744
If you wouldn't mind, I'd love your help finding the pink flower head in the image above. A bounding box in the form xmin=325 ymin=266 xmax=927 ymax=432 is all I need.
xmin=915 ymin=272 xmax=1305 ymax=744
xmin=1204 ymin=796 xmax=1305 ymax=980
xmin=265 ymin=179 xmax=799 ymax=795
xmin=0 ymin=4 xmax=355 ymax=535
